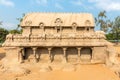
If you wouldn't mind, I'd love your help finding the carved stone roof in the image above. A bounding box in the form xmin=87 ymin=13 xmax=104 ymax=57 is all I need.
xmin=20 ymin=13 xmax=95 ymax=27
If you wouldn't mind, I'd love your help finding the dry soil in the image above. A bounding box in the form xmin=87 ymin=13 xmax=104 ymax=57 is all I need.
xmin=0 ymin=47 xmax=120 ymax=80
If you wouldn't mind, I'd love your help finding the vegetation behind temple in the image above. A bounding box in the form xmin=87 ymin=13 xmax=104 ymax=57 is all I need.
xmin=95 ymin=11 xmax=120 ymax=43
xmin=0 ymin=11 xmax=120 ymax=44
xmin=0 ymin=27 xmax=22 ymax=44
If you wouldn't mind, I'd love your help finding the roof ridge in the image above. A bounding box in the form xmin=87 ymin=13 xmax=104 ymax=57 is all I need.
xmin=25 ymin=12 xmax=92 ymax=14
xmin=20 ymin=12 xmax=95 ymax=27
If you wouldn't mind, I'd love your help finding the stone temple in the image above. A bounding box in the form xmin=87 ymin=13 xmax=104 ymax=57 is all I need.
xmin=2 ymin=13 xmax=114 ymax=64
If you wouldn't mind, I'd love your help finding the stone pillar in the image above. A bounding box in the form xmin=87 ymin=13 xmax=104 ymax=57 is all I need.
xmin=77 ymin=48 xmax=81 ymax=62
xmin=18 ymin=48 xmax=23 ymax=63
xmin=90 ymin=47 xmax=96 ymax=63
xmin=32 ymin=47 xmax=37 ymax=62
xmin=48 ymin=48 xmax=52 ymax=63
xmin=62 ymin=48 xmax=67 ymax=63
xmin=91 ymin=47 xmax=94 ymax=60
xmin=22 ymin=48 xmax=25 ymax=57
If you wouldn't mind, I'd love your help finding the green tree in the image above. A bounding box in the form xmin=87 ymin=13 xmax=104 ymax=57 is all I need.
xmin=0 ymin=27 xmax=9 ymax=43
xmin=9 ymin=29 xmax=21 ymax=34
xmin=106 ymin=33 xmax=115 ymax=40
xmin=95 ymin=11 xmax=112 ymax=33
xmin=111 ymin=16 xmax=120 ymax=43
xmin=16 ymin=13 xmax=25 ymax=30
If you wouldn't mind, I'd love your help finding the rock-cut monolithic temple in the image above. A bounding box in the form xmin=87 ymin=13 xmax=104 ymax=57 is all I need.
xmin=2 ymin=13 xmax=115 ymax=64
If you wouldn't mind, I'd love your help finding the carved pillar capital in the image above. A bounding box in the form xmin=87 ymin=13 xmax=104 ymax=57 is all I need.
xmin=48 ymin=47 xmax=52 ymax=51
xmin=63 ymin=48 xmax=67 ymax=51
xmin=32 ymin=47 xmax=37 ymax=51
xmin=77 ymin=48 xmax=81 ymax=50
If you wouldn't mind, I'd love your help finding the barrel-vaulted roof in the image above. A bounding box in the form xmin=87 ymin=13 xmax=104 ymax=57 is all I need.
xmin=20 ymin=12 xmax=95 ymax=27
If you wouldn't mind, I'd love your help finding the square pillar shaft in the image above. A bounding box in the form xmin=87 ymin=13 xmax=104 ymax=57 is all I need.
xmin=48 ymin=48 xmax=52 ymax=62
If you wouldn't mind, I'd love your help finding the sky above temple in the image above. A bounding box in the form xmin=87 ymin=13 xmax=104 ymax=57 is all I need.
xmin=0 ymin=0 xmax=120 ymax=30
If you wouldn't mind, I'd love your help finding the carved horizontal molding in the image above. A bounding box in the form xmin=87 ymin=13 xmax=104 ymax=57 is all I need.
xmin=3 ymin=40 xmax=108 ymax=47
xmin=6 ymin=33 xmax=105 ymax=42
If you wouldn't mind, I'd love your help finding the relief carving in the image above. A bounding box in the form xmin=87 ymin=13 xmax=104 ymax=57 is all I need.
xmin=55 ymin=18 xmax=63 ymax=26
xmin=85 ymin=20 xmax=91 ymax=26
xmin=25 ymin=20 xmax=32 ymax=26
xmin=39 ymin=22 xmax=44 ymax=29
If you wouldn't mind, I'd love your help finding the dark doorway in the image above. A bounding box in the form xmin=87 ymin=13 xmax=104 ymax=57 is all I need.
xmin=36 ymin=47 xmax=48 ymax=62
xmin=51 ymin=47 xmax=63 ymax=62
xmin=24 ymin=47 xmax=33 ymax=60
xmin=80 ymin=47 xmax=92 ymax=61
xmin=66 ymin=47 xmax=78 ymax=63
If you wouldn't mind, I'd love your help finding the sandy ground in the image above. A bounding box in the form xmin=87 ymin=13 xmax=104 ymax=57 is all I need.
xmin=115 ymin=46 xmax=120 ymax=53
xmin=0 ymin=47 xmax=120 ymax=80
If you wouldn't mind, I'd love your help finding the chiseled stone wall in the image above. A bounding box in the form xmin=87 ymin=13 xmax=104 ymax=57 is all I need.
xmin=93 ymin=47 xmax=107 ymax=63
xmin=2 ymin=47 xmax=19 ymax=66
xmin=23 ymin=47 xmax=103 ymax=63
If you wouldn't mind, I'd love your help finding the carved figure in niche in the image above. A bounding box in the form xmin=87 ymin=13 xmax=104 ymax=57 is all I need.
xmin=55 ymin=18 xmax=63 ymax=26
xmin=85 ymin=20 xmax=91 ymax=31
xmin=55 ymin=18 xmax=63 ymax=33
xmin=72 ymin=22 xmax=77 ymax=32
xmin=39 ymin=22 xmax=44 ymax=29
xmin=85 ymin=20 xmax=91 ymax=26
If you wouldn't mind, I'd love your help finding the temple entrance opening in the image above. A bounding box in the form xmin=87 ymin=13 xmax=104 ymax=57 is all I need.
xmin=24 ymin=47 xmax=33 ymax=62
xmin=51 ymin=47 xmax=63 ymax=63
xmin=80 ymin=47 xmax=92 ymax=62
xmin=37 ymin=47 xmax=48 ymax=62
xmin=66 ymin=47 xmax=78 ymax=63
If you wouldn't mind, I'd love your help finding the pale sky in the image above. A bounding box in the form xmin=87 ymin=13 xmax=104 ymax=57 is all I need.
xmin=0 ymin=0 xmax=120 ymax=30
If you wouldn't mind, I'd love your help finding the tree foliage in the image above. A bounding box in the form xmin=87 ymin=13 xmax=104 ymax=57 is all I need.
xmin=16 ymin=13 xmax=25 ymax=30
xmin=110 ymin=16 xmax=120 ymax=42
xmin=0 ymin=13 xmax=25 ymax=43
xmin=96 ymin=11 xmax=120 ymax=42
xmin=0 ymin=21 xmax=22 ymax=43
xmin=95 ymin=11 xmax=113 ymax=33
xmin=9 ymin=29 xmax=22 ymax=34
xmin=0 ymin=28 xmax=22 ymax=43
xmin=0 ymin=27 xmax=9 ymax=43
